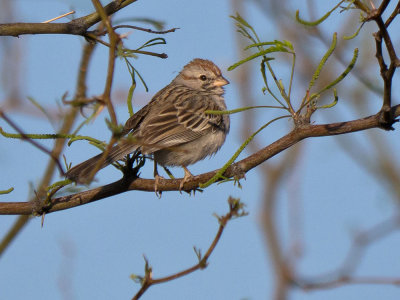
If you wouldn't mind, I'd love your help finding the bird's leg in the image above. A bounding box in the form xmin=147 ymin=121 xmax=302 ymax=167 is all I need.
xmin=179 ymin=166 xmax=194 ymax=193
xmin=153 ymin=161 xmax=164 ymax=198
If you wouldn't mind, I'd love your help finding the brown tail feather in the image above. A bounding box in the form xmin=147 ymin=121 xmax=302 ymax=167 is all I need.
xmin=66 ymin=143 xmax=138 ymax=183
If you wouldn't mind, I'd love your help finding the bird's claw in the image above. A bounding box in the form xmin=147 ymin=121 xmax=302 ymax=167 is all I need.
xmin=154 ymin=174 xmax=164 ymax=198
xmin=179 ymin=176 xmax=191 ymax=194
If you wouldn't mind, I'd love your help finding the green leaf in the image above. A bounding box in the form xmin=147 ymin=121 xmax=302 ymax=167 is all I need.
xmin=136 ymin=37 xmax=166 ymax=51
xmin=230 ymin=13 xmax=253 ymax=29
xmin=124 ymin=58 xmax=137 ymax=116
xmin=200 ymin=115 xmax=291 ymax=188
xmin=309 ymin=32 xmax=337 ymax=90
xmin=344 ymin=22 xmax=365 ymax=40
xmin=115 ymin=17 xmax=166 ymax=31
xmin=244 ymin=40 xmax=294 ymax=52
xmin=295 ymin=0 xmax=346 ymax=26
xmin=205 ymin=105 xmax=286 ymax=116
xmin=316 ymin=88 xmax=339 ymax=109
xmin=0 ymin=127 xmax=74 ymax=140
xmin=0 ymin=187 xmax=14 ymax=195
xmin=67 ymin=135 xmax=105 ymax=147
xmin=228 ymin=49 xmax=280 ymax=71
xmin=27 ymin=96 xmax=54 ymax=126
xmin=230 ymin=13 xmax=259 ymax=44
xmin=313 ymin=48 xmax=358 ymax=98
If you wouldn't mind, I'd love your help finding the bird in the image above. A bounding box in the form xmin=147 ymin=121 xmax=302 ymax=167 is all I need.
xmin=66 ymin=58 xmax=230 ymax=192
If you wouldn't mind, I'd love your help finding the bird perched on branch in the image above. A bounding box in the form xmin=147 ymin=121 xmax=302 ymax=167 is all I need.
xmin=66 ymin=58 xmax=230 ymax=192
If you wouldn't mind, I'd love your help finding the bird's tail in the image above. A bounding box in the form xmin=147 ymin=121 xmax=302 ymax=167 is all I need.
xmin=66 ymin=143 xmax=137 ymax=183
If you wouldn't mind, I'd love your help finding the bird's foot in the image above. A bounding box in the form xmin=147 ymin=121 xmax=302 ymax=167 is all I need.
xmin=154 ymin=174 xmax=165 ymax=198
xmin=179 ymin=166 xmax=194 ymax=193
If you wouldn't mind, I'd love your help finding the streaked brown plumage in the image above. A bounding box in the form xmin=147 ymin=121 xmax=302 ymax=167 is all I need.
xmin=66 ymin=58 xmax=230 ymax=191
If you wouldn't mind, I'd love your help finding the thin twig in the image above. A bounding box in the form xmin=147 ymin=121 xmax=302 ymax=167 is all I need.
xmin=300 ymin=276 xmax=400 ymax=290
xmin=132 ymin=197 xmax=246 ymax=300
xmin=91 ymin=0 xmax=118 ymax=125
xmin=85 ymin=33 xmax=168 ymax=58
xmin=384 ymin=1 xmax=400 ymax=28
xmin=80 ymin=0 xmax=120 ymax=183
xmin=364 ymin=0 xmax=400 ymax=116
xmin=0 ymin=110 xmax=65 ymax=176
xmin=295 ymin=215 xmax=400 ymax=290
xmin=0 ymin=41 xmax=97 ymax=256
xmin=42 ymin=11 xmax=75 ymax=23
xmin=112 ymin=25 xmax=179 ymax=34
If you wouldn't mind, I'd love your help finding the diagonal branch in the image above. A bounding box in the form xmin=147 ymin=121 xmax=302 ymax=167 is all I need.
xmin=132 ymin=197 xmax=246 ymax=300
xmin=0 ymin=41 xmax=97 ymax=256
xmin=0 ymin=111 xmax=65 ymax=176
xmin=81 ymin=0 xmax=120 ymax=183
xmin=1 ymin=104 xmax=399 ymax=215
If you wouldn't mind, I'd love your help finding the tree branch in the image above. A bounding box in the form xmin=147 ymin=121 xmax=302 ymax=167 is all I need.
xmin=0 ymin=0 xmax=138 ymax=36
xmin=364 ymin=0 xmax=400 ymax=124
xmin=1 ymin=105 xmax=399 ymax=215
xmin=131 ymin=197 xmax=246 ymax=300
xmin=0 ymin=41 xmax=97 ymax=256
xmin=0 ymin=111 xmax=65 ymax=176
xmin=296 ymin=214 xmax=400 ymax=290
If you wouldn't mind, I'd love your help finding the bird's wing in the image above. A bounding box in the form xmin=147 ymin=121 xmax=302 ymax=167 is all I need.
xmin=137 ymin=95 xmax=225 ymax=153
xmin=121 ymin=103 xmax=151 ymax=136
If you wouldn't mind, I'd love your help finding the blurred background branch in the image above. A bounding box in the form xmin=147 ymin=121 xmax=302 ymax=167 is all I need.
xmin=1 ymin=1 xmax=400 ymax=299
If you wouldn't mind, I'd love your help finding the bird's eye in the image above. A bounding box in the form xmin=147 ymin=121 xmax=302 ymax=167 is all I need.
xmin=199 ymin=75 xmax=207 ymax=81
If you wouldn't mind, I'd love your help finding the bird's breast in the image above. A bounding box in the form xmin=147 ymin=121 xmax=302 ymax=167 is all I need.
xmin=153 ymin=129 xmax=227 ymax=167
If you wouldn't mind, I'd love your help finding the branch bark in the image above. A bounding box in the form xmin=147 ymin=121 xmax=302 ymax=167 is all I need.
xmin=0 ymin=0 xmax=138 ymax=36
xmin=1 ymin=106 xmax=398 ymax=215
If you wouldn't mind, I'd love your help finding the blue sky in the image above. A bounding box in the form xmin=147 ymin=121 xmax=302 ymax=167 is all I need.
xmin=1 ymin=1 xmax=400 ymax=299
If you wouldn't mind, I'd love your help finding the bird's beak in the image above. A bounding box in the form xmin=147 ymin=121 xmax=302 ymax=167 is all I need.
xmin=214 ymin=76 xmax=230 ymax=87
